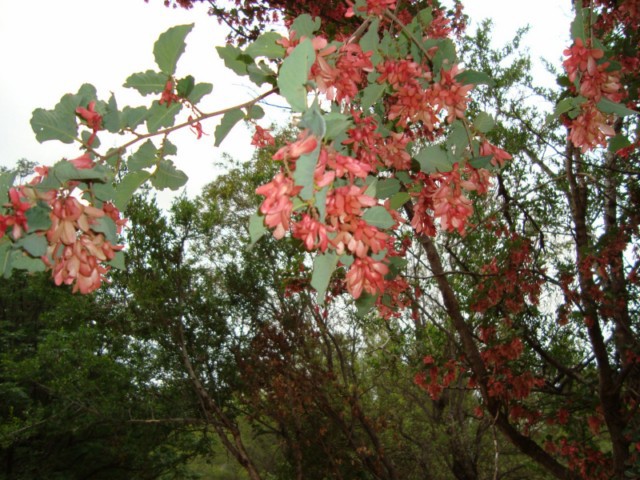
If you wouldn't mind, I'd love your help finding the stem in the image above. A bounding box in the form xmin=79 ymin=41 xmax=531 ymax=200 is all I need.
xmin=101 ymin=88 xmax=277 ymax=165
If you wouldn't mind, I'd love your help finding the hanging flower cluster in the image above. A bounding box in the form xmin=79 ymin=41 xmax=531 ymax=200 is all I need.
xmin=563 ymin=37 xmax=627 ymax=152
xmin=255 ymin=3 xmax=511 ymax=301
xmin=0 ymin=103 xmax=125 ymax=294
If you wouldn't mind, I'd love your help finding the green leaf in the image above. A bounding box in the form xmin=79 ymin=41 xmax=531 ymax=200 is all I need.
xmin=364 ymin=176 xmax=377 ymax=198
xmin=324 ymin=111 xmax=352 ymax=141
xmin=246 ymin=105 xmax=265 ymax=120
xmin=571 ymin=1 xmax=586 ymax=41
xmin=290 ymin=14 xmax=321 ymax=38
xmin=146 ymin=101 xmax=182 ymax=133
xmin=362 ymin=206 xmax=395 ymax=229
xmin=375 ymin=178 xmax=400 ymax=199
xmin=339 ymin=254 xmax=354 ymax=267
xmin=0 ymin=241 xmax=13 ymax=279
xmin=113 ymin=171 xmax=150 ymax=210
xmin=415 ymin=145 xmax=454 ymax=173
xmin=455 ymin=70 xmax=495 ymax=87
xmin=25 ymin=204 xmax=52 ymax=231
xmin=214 ymin=109 xmax=245 ymax=147
xmin=355 ymin=292 xmax=377 ymax=317
xmin=247 ymin=62 xmax=275 ymax=86
xmin=447 ymin=120 xmax=469 ymax=157
xmin=0 ymin=171 xmax=17 ymax=208
xmin=608 ymin=134 xmax=631 ymax=153
xmin=31 ymin=103 xmax=78 ymax=144
xmin=128 ymin=140 xmax=157 ymax=171
xmin=389 ymin=192 xmax=410 ymax=210
xmin=299 ymin=101 xmax=326 ymax=138
xmin=431 ymin=39 xmax=457 ymax=75
xmin=553 ymin=96 xmax=586 ymax=120
xmin=361 ymin=82 xmax=386 ymax=110
xmin=188 ymin=83 xmax=213 ymax=104
xmin=154 ymin=24 xmax=194 ymax=76
xmin=315 ymin=186 xmax=329 ymax=222
xmin=248 ymin=213 xmax=268 ymax=246
xmin=469 ymin=155 xmax=494 ymax=169
xmin=387 ymin=256 xmax=407 ymax=278
xmin=162 ymin=139 xmax=178 ymax=156
xmin=293 ymin=147 xmax=320 ymax=200
xmin=360 ymin=18 xmax=380 ymax=62
xmin=121 ymin=106 xmax=149 ymax=129
xmin=16 ymin=234 xmax=47 ymax=257
xmin=597 ymin=98 xmax=637 ymax=117
xmin=311 ymin=252 xmax=339 ymax=304
xmin=92 ymin=216 xmax=118 ymax=244
xmin=176 ymin=75 xmax=195 ymax=98
xmin=277 ymin=38 xmax=315 ymax=113
xmin=416 ymin=7 xmax=433 ymax=27
xmin=107 ymin=251 xmax=125 ymax=270
xmin=102 ymin=94 xmax=120 ymax=133
xmin=123 ymin=70 xmax=168 ymax=95
xmin=473 ymin=112 xmax=495 ymax=133
xmin=245 ymin=31 xmax=285 ymax=59
xmin=151 ymin=159 xmax=188 ymax=191
xmin=31 ymin=84 xmax=96 ymax=143
xmin=216 ymin=45 xmax=251 ymax=76
xmin=51 ymin=161 xmax=112 ymax=184
xmin=11 ymin=251 xmax=45 ymax=273
xmin=91 ymin=182 xmax=116 ymax=203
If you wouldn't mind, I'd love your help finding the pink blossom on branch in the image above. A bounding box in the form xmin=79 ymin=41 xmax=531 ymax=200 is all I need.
xmin=255 ymin=172 xmax=302 ymax=239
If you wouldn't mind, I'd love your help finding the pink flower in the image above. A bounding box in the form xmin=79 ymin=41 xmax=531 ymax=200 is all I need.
xmin=69 ymin=153 xmax=94 ymax=170
xmin=272 ymin=133 xmax=318 ymax=164
xmin=255 ymin=172 xmax=302 ymax=239
xmin=479 ymin=141 xmax=512 ymax=169
xmin=0 ymin=187 xmax=31 ymax=239
xmin=251 ymin=125 xmax=276 ymax=148
xmin=326 ymin=185 xmax=376 ymax=222
xmin=292 ymin=214 xmax=330 ymax=252
xmin=345 ymin=256 xmax=389 ymax=299
xmin=568 ymin=102 xmax=615 ymax=153
xmin=76 ymin=101 xmax=102 ymax=146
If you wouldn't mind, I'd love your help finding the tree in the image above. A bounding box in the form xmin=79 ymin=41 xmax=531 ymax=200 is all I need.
xmin=0 ymin=270 xmax=206 ymax=479
xmin=0 ymin=0 xmax=637 ymax=478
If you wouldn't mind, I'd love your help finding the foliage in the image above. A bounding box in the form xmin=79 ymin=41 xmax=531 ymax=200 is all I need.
xmin=0 ymin=272 xmax=205 ymax=479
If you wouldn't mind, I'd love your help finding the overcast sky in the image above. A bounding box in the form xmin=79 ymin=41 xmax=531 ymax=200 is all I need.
xmin=0 ymin=0 xmax=572 ymax=202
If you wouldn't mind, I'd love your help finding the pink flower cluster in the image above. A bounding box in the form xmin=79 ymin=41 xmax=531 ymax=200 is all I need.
xmin=0 ymin=102 xmax=126 ymax=294
xmin=563 ymin=38 xmax=626 ymax=152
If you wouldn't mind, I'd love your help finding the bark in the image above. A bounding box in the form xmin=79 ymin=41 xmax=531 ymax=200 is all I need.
xmin=565 ymin=141 xmax=630 ymax=477
xmin=176 ymin=322 xmax=264 ymax=480
xmin=404 ymin=203 xmax=577 ymax=479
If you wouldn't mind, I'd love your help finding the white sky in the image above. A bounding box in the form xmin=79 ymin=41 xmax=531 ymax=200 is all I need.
xmin=0 ymin=0 xmax=572 ymax=204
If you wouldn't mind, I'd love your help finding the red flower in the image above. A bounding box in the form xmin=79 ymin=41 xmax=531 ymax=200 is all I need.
xmin=76 ymin=101 xmax=102 ymax=146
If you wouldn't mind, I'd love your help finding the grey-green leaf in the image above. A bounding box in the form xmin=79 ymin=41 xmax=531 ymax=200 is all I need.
xmin=128 ymin=140 xmax=157 ymax=171
xmin=277 ymin=39 xmax=315 ymax=113
xmin=455 ymin=69 xmax=495 ymax=87
xmin=151 ymin=159 xmax=188 ymax=191
xmin=147 ymin=101 xmax=182 ymax=133
xmin=248 ymin=213 xmax=268 ymax=247
xmin=113 ymin=171 xmax=151 ymax=210
xmin=597 ymin=98 xmax=637 ymax=117
xmin=473 ymin=112 xmax=495 ymax=133
xmin=415 ymin=145 xmax=454 ymax=173
xmin=362 ymin=206 xmax=395 ymax=229
xmin=311 ymin=252 xmax=339 ymax=304
xmin=154 ymin=24 xmax=194 ymax=76
xmin=124 ymin=70 xmax=168 ymax=95
xmin=245 ymin=31 xmax=285 ymax=59
xmin=214 ymin=109 xmax=245 ymax=147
